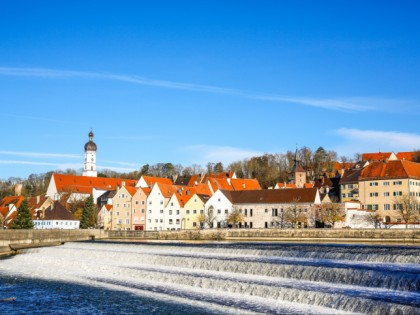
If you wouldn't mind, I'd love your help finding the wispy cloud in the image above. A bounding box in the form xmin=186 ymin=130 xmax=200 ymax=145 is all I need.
xmin=334 ymin=128 xmax=420 ymax=156
xmin=184 ymin=144 xmax=263 ymax=166
xmin=0 ymin=150 xmax=82 ymax=159
xmin=0 ymin=66 xmax=403 ymax=112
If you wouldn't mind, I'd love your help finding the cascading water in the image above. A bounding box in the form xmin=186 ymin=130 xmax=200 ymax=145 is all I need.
xmin=1 ymin=241 xmax=419 ymax=314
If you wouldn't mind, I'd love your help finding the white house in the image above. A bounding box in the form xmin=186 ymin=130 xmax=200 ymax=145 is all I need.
xmin=33 ymin=201 xmax=80 ymax=230
xmin=146 ymin=183 xmax=179 ymax=231
xmin=204 ymin=189 xmax=234 ymax=228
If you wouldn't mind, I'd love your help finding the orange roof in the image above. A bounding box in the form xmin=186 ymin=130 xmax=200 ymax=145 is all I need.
xmin=124 ymin=186 xmax=137 ymax=197
xmin=304 ymin=183 xmax=314 ymax=188
xmin=193 ymin=183 xmax=212 ymax=196
xmin=360 ymin=160 xmax=420 ymax=180
xmin=396 ymin=151 xmax=415 ymax=161
xmin=0 ymin=196 xmax=24 ymax=208
xmin=105 ymin=204 xmax=112 ymax=211
xmin=28 ymin=195 xmax=50 ymax=210
xmin=334 ymin=162 xmax=355 ymax=172
xmin=277 ymin=183 xmax=297 ymax=189
xmin=231 ymin=178 xmax=261 ymax=190
xmin=0 ymin=206 xmax=9 ymax=217
xmin=362 ymin=152 xmax=393 ymax=161
xmin=156 ymin=183 xmax=182 ymax=198
xmin=140 ymin=187 xmax=152 ymax=196
xmin=208 ymin=178 xmax=233 ymax=192
xmin=53 ymin=174 xmax=137 ymax=194
xmin=142 ymin=176 xmax=173 ymax=187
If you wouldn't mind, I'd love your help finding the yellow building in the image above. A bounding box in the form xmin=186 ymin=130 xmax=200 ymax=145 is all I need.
xmin=359 ymin=160 xmax=420 ymax=223
xmin=339 ymin=168 xmax=362 ymax=202
xmin=111 ymin=185 xmax=137 ymax=230
xmin=182 ymin=193 xmax=210 ymax=230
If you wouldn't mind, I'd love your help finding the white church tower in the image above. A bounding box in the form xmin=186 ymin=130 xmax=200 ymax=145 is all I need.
xmin=83 ymin=130 xmax=98 ymax=177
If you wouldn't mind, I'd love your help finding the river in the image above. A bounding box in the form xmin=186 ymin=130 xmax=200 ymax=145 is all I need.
xmin=1 ymin=241 xmax=419 ymax=314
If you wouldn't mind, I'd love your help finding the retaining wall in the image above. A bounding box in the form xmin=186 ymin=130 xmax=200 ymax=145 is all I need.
xmin=109 ymin=228 xmax=420 ymax=243
xmin=0 ymin=229 xmax=109 ymax=247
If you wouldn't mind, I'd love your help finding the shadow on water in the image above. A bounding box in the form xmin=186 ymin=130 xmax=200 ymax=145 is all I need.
xmin=0 ymin=275 xmax=217 ymax=315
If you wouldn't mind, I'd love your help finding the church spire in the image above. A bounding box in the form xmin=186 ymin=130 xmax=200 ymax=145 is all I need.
xmin=83 ymin=130 xmax=97 ymax=177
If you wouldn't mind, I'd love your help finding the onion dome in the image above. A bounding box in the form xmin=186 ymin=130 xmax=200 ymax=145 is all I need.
xmin=84 ymin=130 xmax=97 ymax=151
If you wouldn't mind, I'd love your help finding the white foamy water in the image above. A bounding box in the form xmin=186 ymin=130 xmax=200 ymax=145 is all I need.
xmin=1 ymin=241 xmax=419 ymax=314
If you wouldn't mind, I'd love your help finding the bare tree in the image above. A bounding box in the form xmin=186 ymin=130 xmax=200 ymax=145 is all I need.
xmin=197 ymin=206 xmax=217 ymax=228
xmin=363 ymin=212 xmax=383 ymax=229
xmin=227 ymin=207 xmax=244 ymax=228
xmin=284 ymin=198 xmax=308 ymax=228
xmin=318 ymin=201 xmax=346 ymax=228
xmin=394 ymin=194 xmax=419 ymax=229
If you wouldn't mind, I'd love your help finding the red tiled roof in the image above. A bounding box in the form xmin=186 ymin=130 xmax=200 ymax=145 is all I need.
xmin=53 ymin=174 xmax=137 ymax=194
xmin=208 ymin=178 xmax=233 ymax=192
xmin=360 ymin=160 xmax=420 ymax=180
xmin=396 ymin=151 xmax=415 ymax=161
xmin=0 ymin=196 xmax=24 ymax=208
xmin=334 ymin=162 xmax=355 ymax=172
xmin=277 ymin=183 xmax=297 ymax=189
xmin=231 ymin=178 xmax=262 ymax=191
xmin=304 ymin=183 xmax=314 ymax=188
xmin=140 ymin=187 xmax=152 ymax=196
xmin=0 ymin=206 xmax=9 ymax=217
xmin=28 ymin=195 xmax=50 ymax=210
xmin=362 ymin=152 xmax=392 ymax=161
xmin=105 ymin=204 xmax=112 ymax=211
xmin=124 ymin=186 xmax=137 ymax=197
xmin=142 ymin=176 xmax=173 ymax=187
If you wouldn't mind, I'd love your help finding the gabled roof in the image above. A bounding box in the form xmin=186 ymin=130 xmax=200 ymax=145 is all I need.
xmin=104 ymin=204 xmax=112 ymax=211
xmin=360 ymin=160 xmax=420 ymax=181
xmin=40 ymin=201 xmax=77 ymax=221
xmin=208 ymin=177 xmax=233 ymax=192
xmin=0 ymin=196 xmax=24 ymax=209
xmin=140 ymin=187 xmax=152 ymax=196
xmin=174 ymin=174 xmax=202 ymax=186
xmin=156 ymin=183 xmax=182 ymax=198
xmin=396 ymin=151 xmax=416 ymax=161
xmin=334 ymin=162 xmax=355 ymax=172
xmin=142 ymin=176 xmax=173 ymax=187
xmin=220 ymin=188 xmax=318 ymax=204
xmin=28 ymin=195 xmax=50 ymax=210
xmin=362 ymin=152 xmax=395 ymax=162
xmin=53 ymin=174 xmax=137 ymax=194
xmin=339 ymin=168 xmax=362 ymax=185
xmin=231 ymin=178 xmax=262 ymax=191
xmin=124 ymin=186 xmax=137 ymax=197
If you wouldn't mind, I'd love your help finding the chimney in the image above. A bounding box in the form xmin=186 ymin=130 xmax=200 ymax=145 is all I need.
xmin=122 ymin=181 xmax=125 ymax=187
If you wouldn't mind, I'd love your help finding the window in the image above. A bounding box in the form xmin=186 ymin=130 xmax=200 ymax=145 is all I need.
xmin=265 ymin=209 xmax=268 ymax=213
xmin=155 ymin=219 xmax=158 ymax=223
xmin=135 ymin=201 xmax=139 ymax=205
xmin=218 ymin=209 xmax=221 ymax=214
xmin=384 ymin=204 xmax=390 ymax=210
xmin=383 ymin=181 xmax=390 ymax=186
xmin=393 ymin=204 xmax=402 ymax=210
xmin=393 ymin=181 xmax=402 ymax=186
xmin=218 ymin=198 xmax=221 ymax=202
xmin=193 ymin=222 xmax=197 ymax=227
xmin=250 ymin=209 xmax=253 ymax=217
xmin=200 ymin=210 xmax=204 ymax=214
xmin=176 ymin=219 xmax=180 ymax=224
xmin=244 ymin=209 xmax=248 ymax=216
xmin=125 ymin=219 xmax=130 ymax=224
xmin=169 ymin=210 xmax=173 ymax=215
xmin=160 ymin=210 xmax=164 ymax=213
xmin=342 ymin=193 xmax=346 ymax=198
xmin=225 ymin=209 xmax=228 ymax=214
xmin=116 ymin=211 xmax=119 ymax=216
xmin=160 ymin=201 xmax=163 ymax=205
xmin=348 ymin=193 xmax=353 ymax=198
xmin=171 ymin=202 xmax=173 ymax=206
xmin=160 ymin=219 xmax=163 ymax=223
xmin=142 ymin=201 xmax=145 ymax=205
xmin=186 ymin=210 xmax=190 ymax=214
xmin=370 ymin=182 xmax=378 ymax=186
xmin=193 ymin=210 xmax=197 ymax=214
xmin=370 ymin=192 xmax=378 ymax=197
xmin=393 ymin=191 xmax=402 ymax=196
xmin=126 ymin=212 xmax=129 ymax=216
xmin=169 ymin=219 xmax=173 ymax=225
xmin=149 ymin=201 xmax=152 ymax=205
xmin=176 ymin=210 xmax=180 ymax=215
xmin=348 ymin=184 xmax=354 ymax=189
xmin=383 ymin=192 xmax=390 ymax=197
xmin=141 ymin=209 xmax=145 ymax=213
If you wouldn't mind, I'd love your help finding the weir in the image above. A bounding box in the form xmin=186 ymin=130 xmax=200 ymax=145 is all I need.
xmin=0 ymin=242 xmax=419 ymax=314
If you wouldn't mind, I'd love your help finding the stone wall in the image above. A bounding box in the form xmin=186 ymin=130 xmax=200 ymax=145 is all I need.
xmin=0 ymin=229 xmax=109 ymax=247
xmin=109 ymin=228 xmax=420 ymax=243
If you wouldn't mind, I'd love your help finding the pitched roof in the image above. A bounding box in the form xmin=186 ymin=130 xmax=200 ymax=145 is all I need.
xmin=334 ymin=162 xmax=355 ymax=172
xmin=360 ymin=160 xmax=420 ymax=180
xmin=208 ymin=177 xmax=233 ymax=192
xmin=231 ymin=178 xmax=262 ymax=191
xmin=339 ymin=168 xmax=362 ymax=185
xmin=174 ymin=174 xmax=202 ymax=186
xmin=28 ymin=195 xmax=50 ymax=210
xmin=40 ymin=201 xmax=77 ymax=221
xmin=156 ymin=183 xmax=182 ymax=198
xmin=396 ymin=151 xmax=416 ymax=161
xmin=142 ymin=176 xmax=173 ymax=187
xmin=124 ymin=186 xmax=137 ymax=197
xmin=140 ymin=187 xmax=152 ymax=196
xmin=104 ymin=204 xmax=112 ymax=211
xmin=276 ymin=183 xmax=297 ymax=189
xmin=0 ymin=196 xmax=24 ymax=208
xmin=220 ymin=188 xmax=318 ymax=204
xmin=362 ymin=152 xmax=393 ymax=162
xmin=53 ymin=174 xmax=137 ymax=194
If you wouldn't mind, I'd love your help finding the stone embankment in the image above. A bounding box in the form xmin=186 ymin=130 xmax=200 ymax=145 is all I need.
xmin=0 ymin=229 xmax=109 ymax=256
xmin=109 ymin=228 xmax=420 ymax=244
xmin=1 ymin=228 xmax=419 ymax=257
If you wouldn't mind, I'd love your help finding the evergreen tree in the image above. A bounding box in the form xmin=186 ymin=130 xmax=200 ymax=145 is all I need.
xmin=11 ymin=198 xmax=34 ymax=229
xmin=80 ymin=195 xmax=95 ymax=229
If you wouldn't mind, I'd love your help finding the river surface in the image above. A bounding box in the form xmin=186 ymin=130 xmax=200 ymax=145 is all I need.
xmin=1 ymin=241 xmax=420 ymax=314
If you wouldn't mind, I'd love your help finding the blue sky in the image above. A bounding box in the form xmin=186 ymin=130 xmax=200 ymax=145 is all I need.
xmin=0 ymin=1 xmax=419 ymax=178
